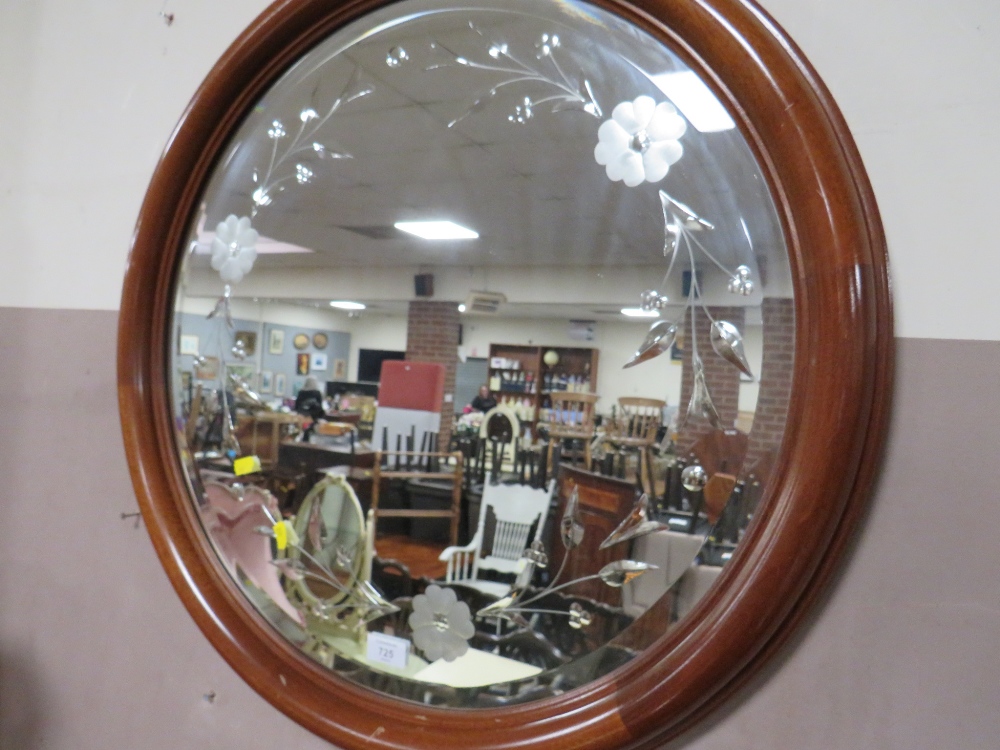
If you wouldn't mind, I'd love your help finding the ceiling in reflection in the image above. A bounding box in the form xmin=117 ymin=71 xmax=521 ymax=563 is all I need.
xmin=186 ymin=1 xmax=786 ymax=302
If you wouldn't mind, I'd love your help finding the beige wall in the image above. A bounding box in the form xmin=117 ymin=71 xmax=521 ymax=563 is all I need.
xmin=2 ymin=0 xmax=999 ymax=748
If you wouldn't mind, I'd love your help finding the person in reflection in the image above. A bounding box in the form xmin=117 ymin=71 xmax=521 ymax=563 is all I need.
xmin=295 ymin=376 xmax=326 ymax=439
xmin=470 ymin=384 xmax=497 ymax=413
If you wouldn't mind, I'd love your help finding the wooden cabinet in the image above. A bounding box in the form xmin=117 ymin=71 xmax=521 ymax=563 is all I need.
xmin=548 ymin=465 xmax=635 ymax=605
xmin=235 ymin=412 xmax=305 ymax=467
xmin=487 ymin=343 xmax=599 ymax=430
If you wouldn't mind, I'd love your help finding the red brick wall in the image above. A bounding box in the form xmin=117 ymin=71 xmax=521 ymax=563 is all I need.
xmin=405 ymin=300 xmax=459 ymax=449
xmin=746 ymin=297 xmax=795 ymax=468
xmin=676 ymin=306 xmax=745 ymax=455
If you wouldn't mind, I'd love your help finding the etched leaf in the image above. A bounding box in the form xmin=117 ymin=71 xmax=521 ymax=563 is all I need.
xmin=691 ymin=365 xmax=722 ymax=429
xmin=623 ymin=320 xmax=677 ymax=369
xmin=598 ymin=560 xmax=657 ymax=587
xmin=599 ymin=493 xmax=668 ymax=549
xmin=560 ymin=487 xmax=585 ymax=550
xmin=448 ymin=93 xmax=495 ymax=128
xmin=551 ymin=99 xmax=586 ymax=113
xmin=710 ymin=320 xmax=754 ymax=378
xmin=582 ymin=78 xmax=602 ymax=117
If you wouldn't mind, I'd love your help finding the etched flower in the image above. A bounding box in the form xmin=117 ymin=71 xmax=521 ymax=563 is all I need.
xmin=211 ymin=215 xmax=258 ymax=284
xmin=408 ymin=584 xmax=474 ymax=662
xmin=594 ymin=96 xmax=686 ymax=186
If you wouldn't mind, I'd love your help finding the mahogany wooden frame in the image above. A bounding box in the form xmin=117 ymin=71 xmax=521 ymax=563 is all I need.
xmin=117 ymin=0 xmax=893 ymax=747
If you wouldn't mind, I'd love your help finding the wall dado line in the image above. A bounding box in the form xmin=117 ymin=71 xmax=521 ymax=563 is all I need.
xmin=4 ymin=0 xmax=994 ymax=344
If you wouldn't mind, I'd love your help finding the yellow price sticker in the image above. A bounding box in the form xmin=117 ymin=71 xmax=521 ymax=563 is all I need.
xmin=233 ymin=455 xmax=262 ymax=476
xmin=272 ymin=521 xmax=298 ymax=551
xmin=273 ymin=522 xmax=288 ymax=550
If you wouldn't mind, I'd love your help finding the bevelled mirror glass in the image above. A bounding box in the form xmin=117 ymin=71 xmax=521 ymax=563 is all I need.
xmin=120 ymin=0 xmax=891 ymax=746
xmin=171 ymin=0 xmax=788 ymax=704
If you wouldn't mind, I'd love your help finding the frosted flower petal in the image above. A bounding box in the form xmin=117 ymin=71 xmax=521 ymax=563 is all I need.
xmin=407 ymin=584 xmax=473 ymax=663
xmin=595 ymin=97 xmax=688 ymax=186
xmin=209 ymin=214 xmax=258 ymax=284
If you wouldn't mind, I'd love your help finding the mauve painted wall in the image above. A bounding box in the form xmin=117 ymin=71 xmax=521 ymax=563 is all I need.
xmin=2 ymin=309 xmax=998 ymax=748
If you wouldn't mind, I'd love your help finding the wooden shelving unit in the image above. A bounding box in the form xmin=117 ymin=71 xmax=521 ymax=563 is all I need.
xmin=487 ymin=343 xmax=599 ymax=431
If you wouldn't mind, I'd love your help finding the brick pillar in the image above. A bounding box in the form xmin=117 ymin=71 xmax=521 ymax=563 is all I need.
xmin=746 ymin=297 xmax=794 ymax=468
xmin=676 ymin=306 xmax=745 ymax=455
xmin=405 ymin=300 xmax=459 ymax=450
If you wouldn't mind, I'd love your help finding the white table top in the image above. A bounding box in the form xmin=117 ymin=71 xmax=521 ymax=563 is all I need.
xmin=412 ymin=647 xmax=543 ymax=688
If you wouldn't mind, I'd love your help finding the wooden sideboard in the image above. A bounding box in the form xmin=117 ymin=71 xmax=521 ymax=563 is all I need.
xmin=549 ymin=465 xmax=637 ymax=605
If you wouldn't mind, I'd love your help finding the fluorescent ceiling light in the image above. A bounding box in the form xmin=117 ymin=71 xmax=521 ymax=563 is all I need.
xmin=394 ymin=220 xmax=479 ymax=240
xmin=621 ymin=308 xmax=660 ymax=318
xmin=330 ymin=300 xmax=366 ymax=310
xmin=649 ymin=71 xmax=735 ymax=133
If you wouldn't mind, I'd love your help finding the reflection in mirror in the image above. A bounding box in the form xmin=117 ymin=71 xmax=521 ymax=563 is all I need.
xmin=170 ymin=0 xmax=792 ymax=706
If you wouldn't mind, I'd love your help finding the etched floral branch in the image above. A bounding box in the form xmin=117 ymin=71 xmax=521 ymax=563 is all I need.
xmin=251 ymin=67 xmax=372 ymax=215
xmin=426 ymin=23 xmax=602 ymax=127
xmin=623 ymin=191 xmax=756 ymax=429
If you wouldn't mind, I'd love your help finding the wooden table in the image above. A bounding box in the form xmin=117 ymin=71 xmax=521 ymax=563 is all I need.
xmin=237 ymin=412 xmax=304 ymax=467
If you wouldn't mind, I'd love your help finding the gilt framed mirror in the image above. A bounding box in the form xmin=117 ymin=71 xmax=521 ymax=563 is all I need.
xmin=118 ymin=0 xmax=892 ymax=746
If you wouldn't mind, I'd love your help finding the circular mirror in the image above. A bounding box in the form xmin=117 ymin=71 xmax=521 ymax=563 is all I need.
xmin=119 ymin=0 xmax=892 ymax=746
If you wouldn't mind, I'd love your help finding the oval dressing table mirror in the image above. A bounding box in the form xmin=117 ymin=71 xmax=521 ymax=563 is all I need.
xmin=118 ymin=0 xmax=893 ymax=747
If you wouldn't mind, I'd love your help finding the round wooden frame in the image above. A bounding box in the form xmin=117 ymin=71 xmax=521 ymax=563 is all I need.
xmin=117 ymin=0 xmax=893 ymax=747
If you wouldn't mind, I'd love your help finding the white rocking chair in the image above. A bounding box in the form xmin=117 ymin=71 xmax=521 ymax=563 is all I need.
xmin=439 ymin=480 xmax=554 ymax=597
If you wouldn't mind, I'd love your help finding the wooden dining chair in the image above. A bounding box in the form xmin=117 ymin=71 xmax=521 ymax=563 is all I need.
xmin=604 ymin=397 xmax=665 ymax=496
xmin=545 ymin=392 xmax=600 ymax=470
xmin=478 ymin=404 xmax=521 ymax=476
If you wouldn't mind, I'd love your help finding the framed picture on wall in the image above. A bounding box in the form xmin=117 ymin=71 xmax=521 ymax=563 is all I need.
xmin=259 ymin=370 xmax=273 ymax=393
xmin=333 ymin=358 xmax=347 ymax=379
xmin=234 ymin=330 xmax=257 ymax=356
xmin=313 ymin=332 xmax=328 ymax=349
xmin=228 ymin=363 xmax=256 ymax=384
xmin=311 ymin=352 xmax=328 ymax=371
xmin=194 ymin=356 xmax=219 ymax=380
xmin=179 ymin=333 xmax=199 ymax=356
xmin=268 ymin=328 xmax=284 ymax=355
xmin=274 ymin=373 xmax=286 ymax=397
xmin=296 ymin=353 xmax=310 ymax=375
